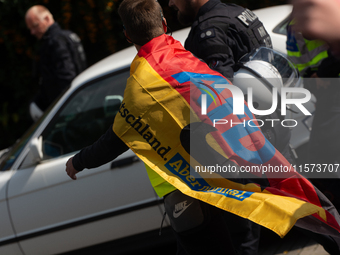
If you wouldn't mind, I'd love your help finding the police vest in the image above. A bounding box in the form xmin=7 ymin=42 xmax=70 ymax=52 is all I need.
xmin=189 ymin=3 xmax=272 ymax=62
xmin=286 ymin=20 xmax=329 ymax=77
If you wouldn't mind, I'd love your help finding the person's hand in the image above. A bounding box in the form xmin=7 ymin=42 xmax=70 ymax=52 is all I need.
xmin=65 ymin=157 xmax=79 ymax=180
xmin=292 ymin=0 xmax=340 ymax=55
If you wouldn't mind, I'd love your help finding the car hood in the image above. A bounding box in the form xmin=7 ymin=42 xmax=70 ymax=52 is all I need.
xmin=69 ymin=27 xmax=191 ymax=92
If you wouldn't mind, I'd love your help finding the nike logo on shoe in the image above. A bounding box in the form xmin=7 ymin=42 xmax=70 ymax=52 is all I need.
xmin=173 ymin=200 xmax=193 ymax=218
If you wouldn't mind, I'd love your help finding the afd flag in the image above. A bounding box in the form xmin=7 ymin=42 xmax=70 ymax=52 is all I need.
xmin=112 ymin=34 xmax=340 ymax=239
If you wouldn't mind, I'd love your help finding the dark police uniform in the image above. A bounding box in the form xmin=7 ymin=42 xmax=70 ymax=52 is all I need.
xmin=184 ymin=0 xmax=294 ymax=164
xmin=34 ymin=23 xmax=86 ymax=111
xmin=183 ymin=1 xmax=291 ymax=255
xmin=185 ymin=1 xmax=272 ymax=79
xmin=184 ymin=0 xmax=294 ymax=157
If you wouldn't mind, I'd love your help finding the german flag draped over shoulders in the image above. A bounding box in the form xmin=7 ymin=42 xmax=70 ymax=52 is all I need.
xmin=112 ymin=34 xmax=340 ymax=238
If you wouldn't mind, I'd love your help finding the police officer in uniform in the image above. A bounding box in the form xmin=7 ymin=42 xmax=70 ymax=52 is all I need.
xmin=169 ymin=0 xmax=294 ymax=254
xmin=169 ymin=0 xmax=294 ymax=163
xmin=184 ymin=2 xmax=272 ymax=78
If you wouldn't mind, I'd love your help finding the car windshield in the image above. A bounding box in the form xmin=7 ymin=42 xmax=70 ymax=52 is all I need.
xmin=0 ymin=111 xmax=47 ymax=171
xmin=0 ymin=92 xmax=64 ymax=171
xmin=273 ymin=16 xmax=290 ymax=36
xmin=0 ymin=68 xmax=130 ymax=171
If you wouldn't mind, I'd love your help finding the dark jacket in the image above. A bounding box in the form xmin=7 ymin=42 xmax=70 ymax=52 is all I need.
xmin=185 ymin=0 xmax=272 ymax=79
xmin=185 ymin=0 xmax=294 ymax=163
xmin=35 ymin=23 xmax=82 ymax=111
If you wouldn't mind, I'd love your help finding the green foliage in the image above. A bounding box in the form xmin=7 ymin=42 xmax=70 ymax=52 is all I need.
xmin=0 ymin=0 xmax=287 ymax=150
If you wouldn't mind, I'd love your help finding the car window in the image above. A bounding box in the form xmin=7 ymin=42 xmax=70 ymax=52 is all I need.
xmin=273 ymin=16 xmax=290 ymax=36
xmin=41 ymin=69 xmax=129 ymax=159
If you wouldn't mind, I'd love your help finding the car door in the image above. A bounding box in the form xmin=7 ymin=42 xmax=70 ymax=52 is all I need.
xmin=0 ymin=171 xmax=23 ymax=255
xmin=6 ymin=69 xmax=163 ymax=255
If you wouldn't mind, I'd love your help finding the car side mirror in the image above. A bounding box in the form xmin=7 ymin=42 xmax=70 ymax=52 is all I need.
xmin=20 ymin=136 xmax=43 ymax=169
xmin=104 ymin=95 xmax=123 ymax=117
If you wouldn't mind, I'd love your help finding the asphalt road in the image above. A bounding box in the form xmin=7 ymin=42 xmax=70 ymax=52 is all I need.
xmin=62 ymin=225 xmax=330 ymax=255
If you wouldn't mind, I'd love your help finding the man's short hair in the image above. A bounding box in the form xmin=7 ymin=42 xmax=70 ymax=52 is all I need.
xmin=118 ymin=0 xmax=164 ymax=46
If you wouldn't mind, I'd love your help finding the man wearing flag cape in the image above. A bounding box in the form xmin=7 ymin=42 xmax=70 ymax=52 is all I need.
xmin=65 ymin=0 xmax=340 ymax=253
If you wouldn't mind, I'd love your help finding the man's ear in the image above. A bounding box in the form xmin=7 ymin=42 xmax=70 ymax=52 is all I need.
xmin=44 ymin=14 xmax=51 ymax=23
xmin=44 ymin=14 xmax=54 ymax=26
xmin=124 ymin=30 xmax=133 ymax=44
xmin=162 ymin=18 xmax=167 ymax=33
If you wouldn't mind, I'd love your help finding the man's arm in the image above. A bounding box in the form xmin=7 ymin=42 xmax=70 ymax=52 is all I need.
xmin=65 ymin=125 xmax=129 ymax=180
xmin=185 ymin=25 xmax=235 ymax=79
xmin=39 ymin=36 xmax=78 ymax=110
xmin=204 ymin=52 xmax=235 ymax=79
xmin=50 ymin=36 xmax=78 ymax=86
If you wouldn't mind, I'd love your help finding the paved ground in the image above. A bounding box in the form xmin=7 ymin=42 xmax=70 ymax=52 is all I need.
xmin=63 ymin=225 xmax=331 ymax=255
xmin=258 ymin=227 xmax=329 ymax=255
xmin=146 ymin=226 xmax=331 ymax=255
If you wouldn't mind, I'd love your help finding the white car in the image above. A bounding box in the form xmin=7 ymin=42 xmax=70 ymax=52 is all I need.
xmin=0 ymin=4 xmax=312 ymax=255
xmin=0 ymin=40 xmax=172 ymax=255
xmin=254 ymin=4 xmax=293 ymax=54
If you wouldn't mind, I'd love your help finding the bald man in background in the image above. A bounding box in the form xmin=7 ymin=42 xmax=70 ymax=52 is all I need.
xmin=25 ymin=5 xmax=86 ymax=121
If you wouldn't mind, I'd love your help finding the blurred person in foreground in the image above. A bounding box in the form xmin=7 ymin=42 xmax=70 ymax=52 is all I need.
xmin=25 ymin=5 xmax=86 ymax=121
xmin=291 ymin=0 xmax=340 ymax=56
